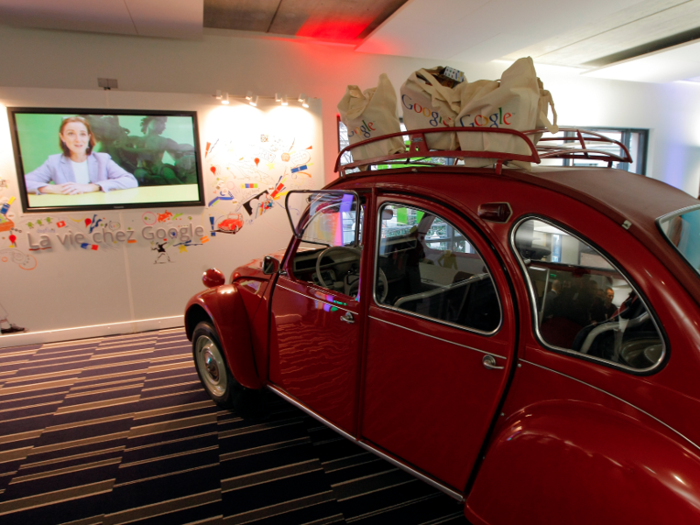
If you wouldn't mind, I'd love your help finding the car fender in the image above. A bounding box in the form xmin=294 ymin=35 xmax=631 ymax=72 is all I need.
xmin=465 ymin=400 xmax=700 ymax=525
xmin=185 ymin=284 xmax=263 ymax=390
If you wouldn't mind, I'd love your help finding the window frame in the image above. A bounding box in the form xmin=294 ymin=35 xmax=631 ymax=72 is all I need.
xmin=372 ymin=201 xmax=503 ymax=336
xmin=509 ymin=214 xmax=668 ymax=375
xmin=553 ymin=126 xmax=649 ymax=175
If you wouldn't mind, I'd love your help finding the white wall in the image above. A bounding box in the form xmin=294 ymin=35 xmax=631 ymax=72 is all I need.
xmin=0 ymin=24 xmax=699 ymax=345
xmin=0 ymin=86 xmax=323 ymax=346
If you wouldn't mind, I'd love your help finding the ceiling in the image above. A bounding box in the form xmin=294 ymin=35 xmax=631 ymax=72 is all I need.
xmin=0 ymin=0 xmax=203 ymax=39
xmin=1 ymin=0 xmax=700 ymax=83
xmin=203 ymin=0 xmax=409 ymax=42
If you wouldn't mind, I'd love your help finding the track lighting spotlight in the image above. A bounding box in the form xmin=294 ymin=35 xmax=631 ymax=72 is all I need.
xmin=210 ymin=90 xmax=312 ymax=107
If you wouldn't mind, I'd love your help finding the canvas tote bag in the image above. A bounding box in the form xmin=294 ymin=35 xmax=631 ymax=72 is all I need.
xmin=400 ymin=69 xmax=463 ymax=150
xmin=456 ymin=57 xmax=558 ymax=168
xmin=337 ymin=74 xmax=404 ymax=163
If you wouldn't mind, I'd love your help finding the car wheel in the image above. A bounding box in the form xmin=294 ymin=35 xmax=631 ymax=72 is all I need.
xmin=192 ymin=321 xmax=242 ymax=409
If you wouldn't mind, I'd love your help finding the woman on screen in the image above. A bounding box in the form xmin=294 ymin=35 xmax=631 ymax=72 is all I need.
xmin=25 ymin=116 xmax=138 ymax=195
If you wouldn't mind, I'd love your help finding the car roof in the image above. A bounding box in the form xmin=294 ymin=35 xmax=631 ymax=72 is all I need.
xmin=517 ymin=165 xmax=695 ymax=227
xmin=327 ymin=164 xmax=700 ymax=306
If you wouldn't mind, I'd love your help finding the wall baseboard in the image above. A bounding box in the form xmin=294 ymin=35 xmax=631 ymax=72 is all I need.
xmin=0 ymin=316 xmax=185 ymax=349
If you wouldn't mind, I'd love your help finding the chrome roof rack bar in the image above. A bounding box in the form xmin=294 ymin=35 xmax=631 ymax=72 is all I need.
xmin=336 ymin=127 xmax=540 ymax=176
xmin=335 ymin=127 xmax=632 ymax=176
xmin=523 ymin=127 xmax=633 ymax=167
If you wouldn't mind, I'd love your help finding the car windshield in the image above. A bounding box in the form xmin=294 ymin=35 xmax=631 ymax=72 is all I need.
xmin=285 ymin=191 xmax=361 ymax=247
xmin=658 ymin=205 xmax=700 ymax=278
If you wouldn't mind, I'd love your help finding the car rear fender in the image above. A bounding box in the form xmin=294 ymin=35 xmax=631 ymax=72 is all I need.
xmin=465 ymin=400 xmax=700 ymax=525
xmin=184 ymin=284 xmax=263 ymax=390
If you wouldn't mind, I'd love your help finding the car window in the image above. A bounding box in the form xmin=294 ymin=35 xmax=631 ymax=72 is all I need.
xmin=296 ymin=194 xmax=361 ymax=248
xmin=374 ymin=203 xmax=501 ymax=333
xmin=513 ymin=217 xmax=665 ymax=371
xmin=658 ymin=205 xmax=700 ymax=279
xmin=288 ymin=192 xmax=364 ymax=298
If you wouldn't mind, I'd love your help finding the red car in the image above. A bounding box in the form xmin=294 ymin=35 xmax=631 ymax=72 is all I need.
xmin=185 ymin=128 xmax=700 ymax=524
xmin=218 ymin=212 xmax=244 ymax=233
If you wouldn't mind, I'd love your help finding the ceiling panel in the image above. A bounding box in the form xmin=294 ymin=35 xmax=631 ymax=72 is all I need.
xmin=282 ymin=0 xmax=409 ymax=41
xmin=357 ymin=0 xmax=645 ymax=61
xmin=0 ymin=0 xmax=136 ymax=35
xmin=509 ymin=0 xmax=700 ymax=67
xmin=126 ymin=0 xmax=203 ymax=39
xmin=583 ymin=39 xmax=700 ymax=82
xmin=203 ymin=0 xmax=280 ymax=33
xmin=504 ymin=0 xmax=688 ymax=62
xmin=203 ymin=0 xmax=409 ymax=43
xmin=0 ymin=0 xmax=202 ymax=38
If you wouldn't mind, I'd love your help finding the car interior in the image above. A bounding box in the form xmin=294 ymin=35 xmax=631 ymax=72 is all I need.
xmin=376 ymin=211 xmax=500 ymax=333
xmin=288 ymin=204 xmax=501 ymax=333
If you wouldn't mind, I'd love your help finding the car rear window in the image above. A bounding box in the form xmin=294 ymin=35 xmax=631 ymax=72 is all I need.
xmin=658 ymin=205 xmax=700 ymax=278
xmin=512 ymin=217 xmax=665 ymax=372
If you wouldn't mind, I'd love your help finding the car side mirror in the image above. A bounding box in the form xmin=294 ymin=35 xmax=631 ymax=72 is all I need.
xmin=202 ymin=268 xmax=226 ymax=288
xmin=263 ymin=256 xmax=280 ymax=275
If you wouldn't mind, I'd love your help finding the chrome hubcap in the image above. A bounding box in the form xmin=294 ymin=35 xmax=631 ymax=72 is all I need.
xmin=195 ymin=335 xmax=227 ymax=397
xmin=204 ymin=351 xmax=219 ymax=381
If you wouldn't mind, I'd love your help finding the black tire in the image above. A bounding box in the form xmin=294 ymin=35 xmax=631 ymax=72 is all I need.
xmin=192 ymin=321 xmax=243 ymax=409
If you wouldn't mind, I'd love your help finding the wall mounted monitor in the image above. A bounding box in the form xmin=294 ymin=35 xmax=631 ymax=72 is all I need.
xmin=8 ymin=107 xmax=205 ymax=213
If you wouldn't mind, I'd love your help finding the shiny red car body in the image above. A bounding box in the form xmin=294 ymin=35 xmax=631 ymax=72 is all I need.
xmin=185 ymin=129 xmax=700 ymax=524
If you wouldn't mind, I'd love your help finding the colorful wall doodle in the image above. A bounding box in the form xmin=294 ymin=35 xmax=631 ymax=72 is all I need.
xmin=0 ymin=248 xmax=37 ymax=270
xmin=204 ymin=131 xmax=315 ymax=235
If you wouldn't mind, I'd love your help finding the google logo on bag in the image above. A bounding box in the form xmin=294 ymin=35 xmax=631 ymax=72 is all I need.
xmin=458 ymin=108 xmax=512 ymax=128
xmin=401 ymin=95 xmax=454 ymax=127
xmin=347 ymin=120 xmax=376 ymax=139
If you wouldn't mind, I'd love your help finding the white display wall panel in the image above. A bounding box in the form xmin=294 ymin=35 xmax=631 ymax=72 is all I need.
xmin=0 ymin=88 xmax=324 ymax=347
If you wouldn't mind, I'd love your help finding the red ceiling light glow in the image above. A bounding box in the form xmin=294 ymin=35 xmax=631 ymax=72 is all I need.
xmin=296 ymin=20 xmax=370 ymax=43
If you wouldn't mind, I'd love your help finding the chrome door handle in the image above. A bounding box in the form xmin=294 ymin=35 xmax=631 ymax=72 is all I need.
xmin=482 ymin=355 xmax=504 ymax=370
xmin=340 ymin=312 xmax=355 ymax=324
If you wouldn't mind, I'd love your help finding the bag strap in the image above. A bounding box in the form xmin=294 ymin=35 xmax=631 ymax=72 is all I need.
xmin=348 ymin=86 xmax=365 ymax=99
xmin=539 ymin=90 xmax=559 ymax=134
xmin=416 ymin=69 xmax=461 ymax=112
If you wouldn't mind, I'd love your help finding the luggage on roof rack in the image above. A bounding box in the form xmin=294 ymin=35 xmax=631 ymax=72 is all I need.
xmin=335 ymin=127 xmax=632 ymax=176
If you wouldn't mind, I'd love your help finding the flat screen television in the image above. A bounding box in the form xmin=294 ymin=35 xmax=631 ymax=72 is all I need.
xmin=8 ymin=107 xmax=205 ymax=213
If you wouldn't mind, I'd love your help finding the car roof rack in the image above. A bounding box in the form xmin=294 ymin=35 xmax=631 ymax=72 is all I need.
xmin=532 ymin=128 xmax=633 ymax=166
xmin=335 ymin=127 xmax=633 ymax=177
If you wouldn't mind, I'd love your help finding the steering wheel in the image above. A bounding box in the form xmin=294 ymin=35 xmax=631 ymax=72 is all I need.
xmin=375 ymin=268 xmax=389 ymax=303
xmin=316 ymin=246 xmax=362 ymax=289
xmin=345 ymin=267 xmax=389 ymax=303
xmin=315 ymin=246 xmax=388 ymax=302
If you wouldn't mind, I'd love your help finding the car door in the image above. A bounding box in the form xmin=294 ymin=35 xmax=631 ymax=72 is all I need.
xmin=268 ymin=190 xmax=365 ymax=434
xmin=361 ymin=195 xmax=516 ymax=491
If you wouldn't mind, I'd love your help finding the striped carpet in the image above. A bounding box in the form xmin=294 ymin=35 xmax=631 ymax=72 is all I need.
xmin=0 ymin=328 xmax=470 ymax=525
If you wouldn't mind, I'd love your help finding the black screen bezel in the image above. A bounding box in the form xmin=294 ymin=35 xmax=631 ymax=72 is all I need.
xmin=8 ymin=106 xmax=206 ymax=213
